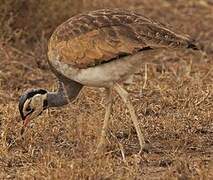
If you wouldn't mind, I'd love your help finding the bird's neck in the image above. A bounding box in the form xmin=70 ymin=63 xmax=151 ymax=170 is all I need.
xmin=47 ymin=81 xmax=83 ymax=107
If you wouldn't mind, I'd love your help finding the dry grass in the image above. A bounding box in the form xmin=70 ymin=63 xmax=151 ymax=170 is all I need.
xmin=0 ymin=0 xmax=213 ymax=179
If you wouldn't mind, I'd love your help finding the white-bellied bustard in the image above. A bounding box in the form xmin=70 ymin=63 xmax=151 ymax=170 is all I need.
xmin=19 ymin=9 xmax=199 ymax=154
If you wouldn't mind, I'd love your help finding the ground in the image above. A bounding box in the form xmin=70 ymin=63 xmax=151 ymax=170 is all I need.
xmin=0 ymin=0 xmax=212 ymax=179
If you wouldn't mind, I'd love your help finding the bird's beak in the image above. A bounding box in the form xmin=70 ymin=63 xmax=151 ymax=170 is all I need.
xmin=23 ymin=116 xmax=31 ymax=127
xmin=21 ymin=116 xmax=30 ymax=135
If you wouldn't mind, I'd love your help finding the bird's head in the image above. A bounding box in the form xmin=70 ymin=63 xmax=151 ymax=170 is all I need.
xmin=18 ymin=89 xmax=48 ymax=127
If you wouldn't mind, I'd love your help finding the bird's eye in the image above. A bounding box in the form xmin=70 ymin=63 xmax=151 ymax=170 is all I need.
xmin=26 ymin=106 xmax=32 ymax=112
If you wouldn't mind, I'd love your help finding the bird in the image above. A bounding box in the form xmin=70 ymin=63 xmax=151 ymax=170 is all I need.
xmin=18 ymin=9 xmax=199 ymax=154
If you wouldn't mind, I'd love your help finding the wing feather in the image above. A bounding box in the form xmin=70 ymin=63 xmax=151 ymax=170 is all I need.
xmin=48 ymin=9 xmax=193 ymax=69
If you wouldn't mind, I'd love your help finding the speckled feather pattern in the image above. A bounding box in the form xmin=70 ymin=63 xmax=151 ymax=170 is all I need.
xmin=48 ymin=9 xmax=192 ymax=69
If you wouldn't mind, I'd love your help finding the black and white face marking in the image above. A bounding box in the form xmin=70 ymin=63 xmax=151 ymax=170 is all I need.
xmin=19 ymin=89 xmax=48 ymax=126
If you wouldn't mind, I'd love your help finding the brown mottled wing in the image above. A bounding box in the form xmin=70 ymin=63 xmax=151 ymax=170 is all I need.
xmin=49 ymin=25 xmax=149 ymax=68
xmin=48 ymin=9 xmax=192 ymax=68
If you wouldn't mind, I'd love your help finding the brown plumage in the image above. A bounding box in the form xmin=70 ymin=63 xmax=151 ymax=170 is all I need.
xmin=48 ymin=9 xmax=197 ymax=69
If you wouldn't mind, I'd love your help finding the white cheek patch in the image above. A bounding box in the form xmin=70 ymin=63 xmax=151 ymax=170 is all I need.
xmin=23 ymin=99 xmax=31 ymax=116
xmin=30 ymin=95 xmax=44 ymax=112
xmin=30 ymin=94 xmax=47 ymax=114
xmin=31 ymin=95 xmax=42 ymax=107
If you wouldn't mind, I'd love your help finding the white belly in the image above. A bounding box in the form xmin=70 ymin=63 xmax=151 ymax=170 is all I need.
xmin=50 ymin=51 xmax=146 ymax=87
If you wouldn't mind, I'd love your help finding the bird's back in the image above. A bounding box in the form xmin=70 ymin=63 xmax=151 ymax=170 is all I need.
xmin=48 ymin=9 xmax=196 ymax=69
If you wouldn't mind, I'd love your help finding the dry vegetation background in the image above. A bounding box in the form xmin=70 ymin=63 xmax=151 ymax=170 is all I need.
xmin=0 ymin=0 xmax=213 ymax=179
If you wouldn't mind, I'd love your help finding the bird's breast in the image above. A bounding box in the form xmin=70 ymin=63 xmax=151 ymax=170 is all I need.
xmin=48 ymin=51 xmax=147 ymax=87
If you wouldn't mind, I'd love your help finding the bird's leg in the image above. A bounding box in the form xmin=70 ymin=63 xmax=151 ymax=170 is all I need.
xmin=96 ymin=88 xmax=112 ymax=154
xmin=114 ymin=83 xmax=145 ymax=153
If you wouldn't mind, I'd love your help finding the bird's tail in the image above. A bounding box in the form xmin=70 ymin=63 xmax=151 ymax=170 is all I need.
xmin=138 ymin=23 xmax=202 ymax=51
xmin=186 ymin=39 xmax=203 ymax=51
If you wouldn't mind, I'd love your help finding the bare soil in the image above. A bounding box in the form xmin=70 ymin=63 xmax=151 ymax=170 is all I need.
xmin=0 ymin=0 xmax=212 ymax=179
